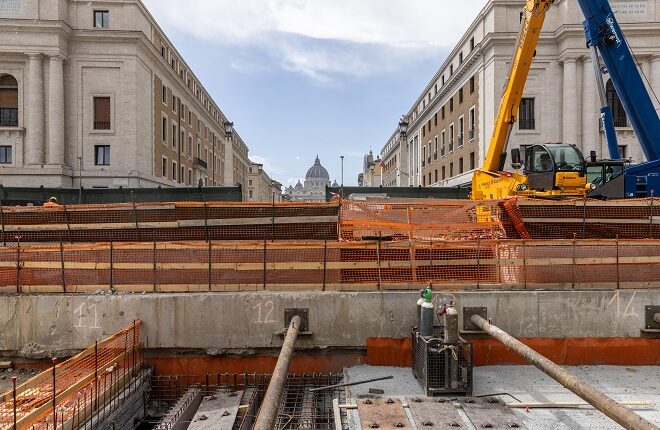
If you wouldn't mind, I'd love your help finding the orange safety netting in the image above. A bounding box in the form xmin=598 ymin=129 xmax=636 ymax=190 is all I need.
xmin=0 ymin=322 xmax=141 ymax=430
xmin=0 ymin=240 xmax=658 ymax=292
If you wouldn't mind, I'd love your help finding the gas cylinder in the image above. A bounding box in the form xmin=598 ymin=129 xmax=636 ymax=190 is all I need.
xmin=419 ymin=288 xmax=434 ymax=338
xmin=416 ymin=290 xmax=425 ymax=328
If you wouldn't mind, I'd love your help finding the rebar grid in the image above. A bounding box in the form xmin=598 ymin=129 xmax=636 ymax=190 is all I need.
xmin=149 ymin=374 xmax=345 ymax=430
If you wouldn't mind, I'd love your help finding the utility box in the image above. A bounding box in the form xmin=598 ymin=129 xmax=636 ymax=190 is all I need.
xmin=412 ymin=327 xmax=473 ymax=397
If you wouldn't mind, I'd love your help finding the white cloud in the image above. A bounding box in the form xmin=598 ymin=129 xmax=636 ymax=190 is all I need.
xmin=142 ymin=0 xmax=486 ymax=82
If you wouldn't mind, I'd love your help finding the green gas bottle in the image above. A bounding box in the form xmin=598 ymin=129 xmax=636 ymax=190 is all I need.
xmin=419 ymin=288 xmax=434 ymax=338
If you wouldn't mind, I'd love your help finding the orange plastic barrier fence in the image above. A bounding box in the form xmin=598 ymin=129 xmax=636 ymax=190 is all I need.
xmin=1 ymin=240 xmax=659 ymax=292
xmin=0 ymin=321 xmax=141 ymax=430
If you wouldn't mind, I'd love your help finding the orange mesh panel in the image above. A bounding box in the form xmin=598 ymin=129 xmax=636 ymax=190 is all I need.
xmin=0 ymin=322 xmax=141 ymax=430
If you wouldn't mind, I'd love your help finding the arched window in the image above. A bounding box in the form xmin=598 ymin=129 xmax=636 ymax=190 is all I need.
xmin=0 ymin=75 xmax=18 ymax=127
xmin=606 ymin=80 xmax=628 ymax=128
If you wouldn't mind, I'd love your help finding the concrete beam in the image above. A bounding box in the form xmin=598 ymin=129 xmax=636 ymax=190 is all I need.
xmin=0 ymin=290 xmax=657 ymax=358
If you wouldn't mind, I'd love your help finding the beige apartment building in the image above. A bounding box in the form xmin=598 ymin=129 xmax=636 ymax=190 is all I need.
xmin=0 ymin=0 xmax=253 ymax=193
xmin=381 ymin=0 xmax=660 ymax=188
xmin=246 ymin=162 xmax=283 ymax=202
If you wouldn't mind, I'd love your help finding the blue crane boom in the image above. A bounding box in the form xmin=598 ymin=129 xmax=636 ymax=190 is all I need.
xmin=578 ymin=0 xmax=660 ymax=161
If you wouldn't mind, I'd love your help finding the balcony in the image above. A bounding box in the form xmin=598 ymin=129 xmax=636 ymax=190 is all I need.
xmin=613 ymin=116 xmax=629 ymax=128
xmin=193 ymin=157 xmax=207 ymax=170
xmin=0 ymin=108 xmax=18 ymax=127
xmin=93 ymin=121 xmax=111 ymax=130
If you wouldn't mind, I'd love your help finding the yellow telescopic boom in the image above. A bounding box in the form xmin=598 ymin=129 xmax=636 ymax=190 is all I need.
xmin=482 ymin=0 xmax=553 ymax=173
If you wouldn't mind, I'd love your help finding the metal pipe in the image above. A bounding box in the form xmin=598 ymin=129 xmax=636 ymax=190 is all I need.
xmin=470 ymin=314 xmax=658 ymax=430
xmin=254 ymin=315 xmax=302 ymax=430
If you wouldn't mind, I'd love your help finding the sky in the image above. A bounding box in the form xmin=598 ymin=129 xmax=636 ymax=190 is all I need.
xmin=141 ymin=0 xmax=487 ymax=187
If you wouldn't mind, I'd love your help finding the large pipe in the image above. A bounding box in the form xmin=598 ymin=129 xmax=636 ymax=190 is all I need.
xmin=470 ymin=314 xmax=658 ymax=430
xmin=254 ymin=315 xmax=302 ymax=430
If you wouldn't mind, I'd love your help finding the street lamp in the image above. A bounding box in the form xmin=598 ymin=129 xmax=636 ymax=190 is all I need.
xmin=224 ymin=121 xmax=234 ymax=138
xmin=398 ymin=116 xmax=409 ymax=136
xmin=223 ymin=121 xmax=234 ymax=188
xmin=340 ymin=155 xmax=345 ymax=187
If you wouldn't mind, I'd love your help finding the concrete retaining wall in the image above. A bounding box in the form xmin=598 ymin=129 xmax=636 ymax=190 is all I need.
xmin=0 ymin=290 xmax=657 ymax=358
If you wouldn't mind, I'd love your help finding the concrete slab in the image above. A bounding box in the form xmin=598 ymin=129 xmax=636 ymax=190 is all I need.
xmin=188 ymin=391 xmax=243 ymax=430
xmin=344 ymin=365 xmax=660 ymax=430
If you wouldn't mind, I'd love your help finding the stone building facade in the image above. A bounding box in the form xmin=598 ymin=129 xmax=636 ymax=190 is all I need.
xmin=0 ymin=0 xmax=253 ymax=192
xmin=381 ymin=0 xmax=660 ymax=188
xmin=246 ymin=162 xmax=283 ymax=202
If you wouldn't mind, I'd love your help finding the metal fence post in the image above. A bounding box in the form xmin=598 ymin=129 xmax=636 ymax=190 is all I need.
xmin=522 ymin=239 xmax=527 ymax=289
xmin=572 ymin=234 xmax=577 ymax=289
xmin=322 ymin=238 xmax=327 ymax=291
xmin=109 ymin=236 xmax=114 ymax=290
xmin=62 ymin=204 xmax=73 ymax=244
xmin=51 ymin=357 xmax=57 ymax=430
xmin=12 ymin=375 xmax=16 ymax=430
xmin=131 ymin=192 xmax=141 ymax=242
xmin=203 ymin=201 xmax=210 ymax=243
xmin=208 ymin=241 xmax=212 ymax=292
xmin=15 ymin=235 xmax=20 ymax=294
xmin=153 ymin=233 xmax=157 ymax=292
xmin=0 ymin=199 xmax=5 ymax=247
xmin=376 ymin=233 xmax=382 ymax=290
xmin=262 ymin=239 xmax=267 ymax=290
xmin=476 ymin=238 xmax=481 ymax=289
xmin=59 ymin=234 xmax=65 ymax=292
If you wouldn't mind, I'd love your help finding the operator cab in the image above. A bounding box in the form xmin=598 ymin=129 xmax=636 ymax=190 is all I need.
xmin=518 ymin=144 xmax=586 ymax=191
xmin=586 ymin=154 xmax=628 ymax=199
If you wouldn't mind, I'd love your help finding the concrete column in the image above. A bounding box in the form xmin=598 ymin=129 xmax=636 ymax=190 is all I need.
xmin=562 ymin=58 xmax=579 ymax=144
xmin=25 ymin=53 xmax=45 ymax=165
xmin=650 ymin=55 xmax=660 ymax=110
xmin=581 ymin=56 xmax=599 ymax=158
xmin=47 ymin=55 xmax=65 ymax=166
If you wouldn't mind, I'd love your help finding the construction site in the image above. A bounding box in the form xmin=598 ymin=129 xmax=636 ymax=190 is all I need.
xmin=0 ymin=195 xmax=657 ymax=430
xmin=1 ymin=0 xmax=660 ymax=428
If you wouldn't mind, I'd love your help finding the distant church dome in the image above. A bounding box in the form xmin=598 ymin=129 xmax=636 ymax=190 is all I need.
xmin=331 ymin=180 xmax=339 ymax=187
xmin=306 ymin=155 xmax=330 ymax=181
xmin=295 ymin=180 xmax=304 ymax=190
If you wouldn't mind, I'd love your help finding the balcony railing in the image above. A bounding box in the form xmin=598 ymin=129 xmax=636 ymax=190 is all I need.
xmin=469 ymin=127 xmax=475 ymax=140
xmin=449 ymin=141 xmax=454 ymax=152
xmin=613 ymin=116 xmax=629 ymax=128
xmin=434 ymin=151 xmax=438 ymax=161
xmin=458 ymin=135 xmax=464 ymax=147
xmin=0 ymin=108 xmax=18 ymax=127
xmin=93 ymin=121 xmax=111 ymax=130
xmin=193 ymin=157 xmax=207 ymax=170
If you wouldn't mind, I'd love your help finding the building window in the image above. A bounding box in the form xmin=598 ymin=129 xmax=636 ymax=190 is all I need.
xmin=606 ymin=80 xmax=628 ymax=127
xmin=434 ymin=135 xmax=438 ymax=160
xmin=94 ymin=145 xmax=110 ymax=165
xmin=172 ymin=161 xmax=177 ymax=181
xmin=459 ymin=157 xmax=464 ymax=174
xmin=172 ymin=124 xmax=177 ymax=148
xmin=172 ymin=95 xmax=177 ymax=113
xmin=442 ymin=75 xmax=445 ymax=85
xmin=470 ymin=36 xmax=475 ymax=51
xmin=248 ymin=190 xmax=253 ymax=199
xmin=449 ymin=123 xmax=454 ymax=153
xmin=0 ymin=146 xmax=12 ymax=164
xmin=459 ymin=88 xmax=463 ymax=104
xmin=441 ymin=130 xmax=446 ymax=157
xmin=422 ymin=146 xmax=426 ymax=167
xmin=188 ymin=110 xmax=192 ymax=125
xmin=434 ymin=113 xmax=438 ymax=126
xmin=459 ymin=51 xmax=463 ymax=64
xmin=470 ymin=152 xmax=475 ymax=170
xmin=434 ymin=170 xmax=438 ymax=183
xmin=450 ymin=162 xmax=454 ymax=177
xmin=519 ymin=98 xmax=535 ymax=130
xmin=162 ymin=85 xmax=167 ymax=104
xmin=441 ymin=106 xmax=445 ymax=120
xmin=442 ymin=166 xmax=446 ymax=180
xmin=450 ymin=64 xmax=454 ymax=76
xmin=188 ymin=169 xmax=193 ymax=185
xmin=161 ymin=117 xmax=168 ymax=143
xmin=618 ymin=145 xmax=627 ymax=159
xmin=0 ymin=75 xmax=18 ymax=127
xmin=93 ymin=10 xmax=109 ymax=28
xmin=162 ymin=157 xmax=167 ymax=177
xmin=458 ymin=116 xmax=464 ymax=147
xmin=449 ymin=98 xmax=454 ymax=112
xmin=470 ymin=76 xmax=475 ymax=94
xmin=93 ymin=97 xmax=111 ymax=130
xmin=469 ymin=107 xmax=476 ymax=140
xmin=188 ymin=136 xmax=193 ymax=156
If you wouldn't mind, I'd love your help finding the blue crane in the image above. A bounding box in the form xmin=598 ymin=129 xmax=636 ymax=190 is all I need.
xmin=578 ymin=0 xmax=660 ymax=198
